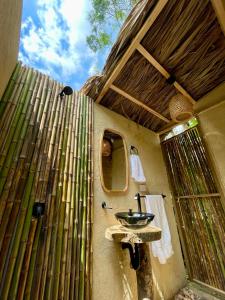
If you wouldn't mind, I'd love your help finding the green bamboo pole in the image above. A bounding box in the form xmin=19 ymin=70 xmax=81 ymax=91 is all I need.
xmin=58 ymin=92 xmax=75 ymax=300
xmin=24 ymin=79 xmax=57 ymax=300
xmin=73 ymin=93 xmax=86 ymax=300
xmin=43 ymin=84 xmax=67 ymax=299
xmin=180 ymin=132 xmax=221 ymax=284
xmin=34 ymin=81 xmax=71 ymax=300
xmin=0 ymin=69 xmax=43 ymax=224
xmin=8 ymin=77 xmax=56 ymax=299
xmin=177 ymin=135 xmax=210 ymax=275
xmin=44 ymin=84 xmax=69 ymax=299
xmin=0 ymin=66 xmax=26 ymax=182
xmin=0 ymin=64 xmax=93 ymax=298
xmin=0 ymin=70 xmax=39 ymax=284
xmin=85 ymin=97 xmax=93 ymax=300
xmin=0 ymin=68 xmax=27 ymax=144
xmin=9 ymin=77 xmax=52 ymax=298
xmin=0 ymin=72 xmax=43 ymax=251
xmin=169 ymin=138 xmax=205 ymax=275
xmin=51 ymin=91 xmax=72 ymax=300
xmin=0 ymin=67 xmax=30 ymax=161
xmin=0 ymin=65 xmax=25 ymax=137
xmin=43 ymin=82 xmax=66 ymax=300
xmin=32 ymin=81 xmax=61 ymax=300
xmin=64 ymin=96 xmax=80 ymax=300
xmin=163 ymin=130 xmax=225 ymax=289
xmin=201 ymin=199 xmax=225 ymax=284
xmin=78 ymin=93 xmax=88 ymax=299
xmin=181 ymin=131 xmax=225 ymax=286
xmin=74 ymin=92 xmax=89 ymax=300
xmin=24 ymin=217 xmax=42 ymax=299
xmin=0 ymin=75 xmax=50 ymax=299
xmin=0 ymin=72 xmax=40 ymax=247
xmin=90 ymin=97 xmax=94 ymax=299
xmin=0 ymin=68 xmax=34 ymax=197
xmin=36 ymin=82 xmax=63 ymax=299
xmin=0 ymin=174 xmax=34 ymax=299
xmin=69 ymin=93 xmax=83 ymax=300
xmin=16 ymin=218 xmax=37 ymax=299
xmin=193 ymin=198 xmax=220 ymax=286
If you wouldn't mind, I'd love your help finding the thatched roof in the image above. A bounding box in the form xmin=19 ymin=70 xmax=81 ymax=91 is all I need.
xmin=81 ymin=0 xmax=225 ymax=132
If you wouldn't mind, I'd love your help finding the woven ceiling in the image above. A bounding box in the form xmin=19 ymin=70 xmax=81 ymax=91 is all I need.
xmin=81 ymin=0 xmax=225 ymax=132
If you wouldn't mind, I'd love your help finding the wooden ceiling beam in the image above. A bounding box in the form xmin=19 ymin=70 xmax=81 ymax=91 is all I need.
xmin=110 ymin=84 xmax=170 ymax=123
xmin=211 ymin=0 xmax=225 ymax=36
xmin=156 ymin=121 xmax=177 ymax=135
xmin=136 ymin=44 xmax=196 ymax=105
xmin=96 ymin=0 xmax=169 ymax=104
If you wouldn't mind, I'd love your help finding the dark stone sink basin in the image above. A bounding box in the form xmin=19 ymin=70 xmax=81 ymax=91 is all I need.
xmin=115 ymin=211 xmax=155 ymax=229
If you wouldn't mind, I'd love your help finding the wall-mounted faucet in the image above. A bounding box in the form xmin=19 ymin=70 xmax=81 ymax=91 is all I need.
xmin=101 ymin=201 xmax=113 ymax=209
xmin=134 ymin=193 xmax=145 ymax=213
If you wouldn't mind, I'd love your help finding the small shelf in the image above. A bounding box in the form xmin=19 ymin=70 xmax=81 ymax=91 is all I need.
xmin=105 ymin=224 xmax=161 ymax=244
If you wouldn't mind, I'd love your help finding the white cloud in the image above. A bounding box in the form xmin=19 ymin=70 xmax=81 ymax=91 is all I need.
xmin=19 ymin=0 xmax=96 ymax=86
xmin=88 ymin=58 xmax=100 ymax=77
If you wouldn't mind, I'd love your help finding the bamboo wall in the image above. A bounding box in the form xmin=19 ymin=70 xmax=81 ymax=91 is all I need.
xmin=162 ymin=127 xmax=225 ymax=292
xmin=0 ymin=63 xmax=93 ymax=299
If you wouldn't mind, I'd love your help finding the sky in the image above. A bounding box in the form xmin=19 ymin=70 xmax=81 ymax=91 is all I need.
xmin=19 ymin=0 xmax=112 ymax=90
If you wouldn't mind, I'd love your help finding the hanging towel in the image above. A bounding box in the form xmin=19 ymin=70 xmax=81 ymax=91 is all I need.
xmin=145 ymin=195 xmax=174 ymax=264
xmin=130 ymin=154 xmax=146 ymax=183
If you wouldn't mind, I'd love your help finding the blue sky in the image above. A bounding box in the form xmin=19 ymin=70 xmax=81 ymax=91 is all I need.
xmin=19 ymin=0 xmax=113 ymax=90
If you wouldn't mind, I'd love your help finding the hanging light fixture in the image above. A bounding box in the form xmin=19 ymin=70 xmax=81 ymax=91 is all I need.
xmin=102 ymin=138 xmax=112 ymax=157
xmin=169 ymin=93 xmax=194 ymax=123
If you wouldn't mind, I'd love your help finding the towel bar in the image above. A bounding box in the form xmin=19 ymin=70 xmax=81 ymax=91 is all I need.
xmin=144 ymin=194 xmax=166 ymax=199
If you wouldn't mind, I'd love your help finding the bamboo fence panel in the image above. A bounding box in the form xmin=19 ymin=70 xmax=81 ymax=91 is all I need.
xmin=162 ymin=127 xmax=225 ymax=291
xmin=0 ymin=63 xmax=93 ymax=299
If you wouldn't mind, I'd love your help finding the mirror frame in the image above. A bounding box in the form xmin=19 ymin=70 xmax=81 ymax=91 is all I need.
xmin=99 ymin=128 xmax=129 ymax=193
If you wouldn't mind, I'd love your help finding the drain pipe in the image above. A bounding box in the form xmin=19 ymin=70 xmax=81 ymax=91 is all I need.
xmin=122 ymin=243 xmax=140 ymax=270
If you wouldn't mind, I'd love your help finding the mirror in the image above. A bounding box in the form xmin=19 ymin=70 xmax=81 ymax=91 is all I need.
xmin=100 ymin=129 xmax=128 ymax=192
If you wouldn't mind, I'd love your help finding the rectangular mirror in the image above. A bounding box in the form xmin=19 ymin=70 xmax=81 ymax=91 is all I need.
xmin=100 ymin=129 xmax=128 ymax=193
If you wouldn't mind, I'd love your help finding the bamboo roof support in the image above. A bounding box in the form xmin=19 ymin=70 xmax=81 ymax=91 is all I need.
xmin=110 ymin=84 xmax=170 ymax=123
xmin=211 ymin=0 xmax=225 ymax=36
xmin=96 ymin=0 xmax=169 ymax=104
xmin=136 ymin=44 xmax=196 ymax=105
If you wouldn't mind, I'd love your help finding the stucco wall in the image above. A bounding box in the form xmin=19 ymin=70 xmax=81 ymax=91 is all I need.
xmin=93 ymin=104 xmax=186 ymax=300
xmin=199 ymin=100 xmax=225 ymax=199
xmin=0 ymin=0 xmax=22 ymax=98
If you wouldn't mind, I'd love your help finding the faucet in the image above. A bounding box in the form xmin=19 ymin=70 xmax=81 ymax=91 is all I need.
xmin=134 ymin=193 xmax=145 ymax=214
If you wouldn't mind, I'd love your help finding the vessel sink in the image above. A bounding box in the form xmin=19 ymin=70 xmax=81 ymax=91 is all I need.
xmin=115 ymin=210 xmax=154 ymax=229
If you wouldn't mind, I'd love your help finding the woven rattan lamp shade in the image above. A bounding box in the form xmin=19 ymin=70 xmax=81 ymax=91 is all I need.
xmin=169 ymin=94 xmax=194 ymax=122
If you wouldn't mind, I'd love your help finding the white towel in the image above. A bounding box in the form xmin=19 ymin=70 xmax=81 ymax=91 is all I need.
xmin=145 ymin=195 xmax=174 ymax=264
xmin=130 ymin=154 xmax=146 ymax=183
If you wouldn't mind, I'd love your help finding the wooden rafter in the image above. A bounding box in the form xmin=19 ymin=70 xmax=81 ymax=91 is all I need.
xmin=211 ymin=0 xmax=225 ymax=36
xmin=110 ymin=84 xmax=170 ymax=123
xmin=156 ymin=121 xmax=177 ymax=135
xmin=96 ymin=0 xmax=169 ymax=104
xmin=136 ymin=44 xmax=196 ymax=105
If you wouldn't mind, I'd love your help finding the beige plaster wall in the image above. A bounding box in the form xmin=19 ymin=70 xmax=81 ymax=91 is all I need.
xmin=0 ymin=0 xmax=22 ymax=98
xmin=198 ymin=100 xmax=225 ymax=198
xmin=93 ymin=104 xmax=186 ymax=300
